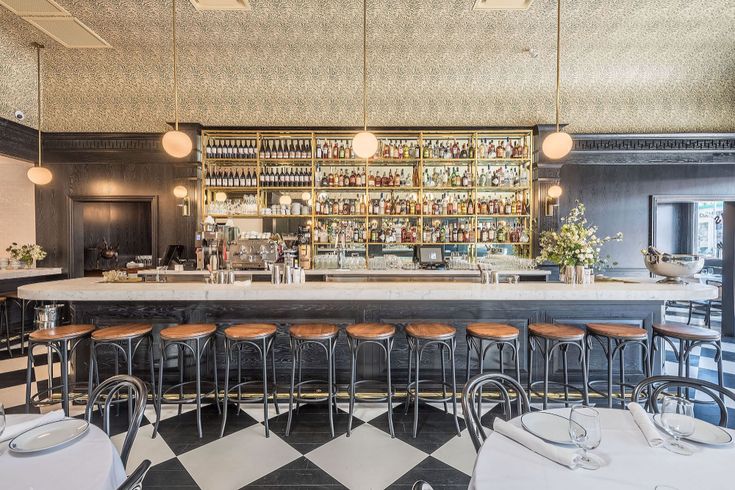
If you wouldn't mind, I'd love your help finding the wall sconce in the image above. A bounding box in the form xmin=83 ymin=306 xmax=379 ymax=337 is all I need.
xmin=545 ymin=184 xmax=563 ymax=216
xmin=173 ymin=185 xmax=191 ymax=216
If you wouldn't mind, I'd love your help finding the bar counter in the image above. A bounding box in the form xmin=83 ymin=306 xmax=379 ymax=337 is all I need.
xmin=17 ymin=276 xmax=716 ymax=386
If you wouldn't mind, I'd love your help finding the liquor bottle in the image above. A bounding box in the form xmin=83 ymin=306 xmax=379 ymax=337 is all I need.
xmin=504 ymin=138 xmax=513 ymax=158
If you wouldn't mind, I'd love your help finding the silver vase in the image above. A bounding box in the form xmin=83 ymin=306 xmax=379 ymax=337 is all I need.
xmin=575 ymin=265 xmax=586 ymax=284
xmin=561 ymin=265 xmax=576 ymax=284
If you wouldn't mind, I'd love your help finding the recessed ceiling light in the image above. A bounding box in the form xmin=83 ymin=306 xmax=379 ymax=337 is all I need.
xmin=24 ymin=16 xmax=111 ymax=48
xmin=472 ymin=0 xmax=535 ymax=10
xmin=0 ymin=0 xmax=70 ymax=16
xmin=189 ymin=0 xmax=251 ymax=11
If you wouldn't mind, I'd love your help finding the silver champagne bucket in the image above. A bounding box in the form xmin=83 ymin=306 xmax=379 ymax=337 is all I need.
xmin=34 ymin=304 xmax=63 ymax=330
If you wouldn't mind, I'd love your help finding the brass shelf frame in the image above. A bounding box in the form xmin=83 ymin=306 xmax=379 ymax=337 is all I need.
xmin=201 ymin=129 xmax=534 ymax=267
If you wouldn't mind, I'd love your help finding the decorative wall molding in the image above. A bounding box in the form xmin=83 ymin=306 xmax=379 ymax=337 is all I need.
xmin=572 ymin=134 xmax=735 ymax=153
xmin=0 ymin=117 xmax=38 ymax=163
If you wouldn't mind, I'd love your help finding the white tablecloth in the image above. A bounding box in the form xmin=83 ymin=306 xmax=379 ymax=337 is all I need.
xmin=470 ymin=408 xmax=734 ymax=490
xmin=0 ymin=414 xmax=127 ymax=490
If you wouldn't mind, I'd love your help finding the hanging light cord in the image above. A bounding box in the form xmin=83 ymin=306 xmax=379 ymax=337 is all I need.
xmin=172 ymin=0 xmax=179 ymax=131
xmin=554 ymin=0 xmax=561 ymax=132
xmin=34 ymin=42 xmax=44 ymax=168
xmin=362 ymin=0 xmax=367 ymax=131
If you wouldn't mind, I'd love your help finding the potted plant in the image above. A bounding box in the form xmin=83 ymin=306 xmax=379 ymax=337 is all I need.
xmin=537 ymin=202 xmax=622 ymax=284
xmin=5 ymin=243 xmax=47 ymax=269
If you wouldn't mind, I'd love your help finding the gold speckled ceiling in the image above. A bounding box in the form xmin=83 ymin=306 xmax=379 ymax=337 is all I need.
xmin=1 ymin=0 xmax=734 ymax=133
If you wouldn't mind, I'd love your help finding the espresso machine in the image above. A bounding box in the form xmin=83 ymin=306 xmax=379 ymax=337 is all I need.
xmin=227 ymin=238 xmax=278 ymax=270
xmin=195 ymin=222 xmax=224 ymax=270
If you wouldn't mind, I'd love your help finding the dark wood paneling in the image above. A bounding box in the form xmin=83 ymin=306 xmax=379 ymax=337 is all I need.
xmin=0 ymin=117 xmax=38 ymax=162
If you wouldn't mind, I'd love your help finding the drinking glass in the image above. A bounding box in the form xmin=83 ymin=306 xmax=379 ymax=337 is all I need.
xmin=569 ymin=405 xmax=602 ymax=469
xmin=660 ymin=396 xmax=696 ymax=455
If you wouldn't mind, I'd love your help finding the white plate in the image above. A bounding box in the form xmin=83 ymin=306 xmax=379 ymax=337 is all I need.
xmin=653 ymin=414 xmax=733 ymax=446
xmin=521 ymin=411 xmax=575 ymax=445
xmin=9 ymin=419 xmax=89 ymax=454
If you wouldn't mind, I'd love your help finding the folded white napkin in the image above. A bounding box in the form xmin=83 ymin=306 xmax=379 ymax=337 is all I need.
xmin=493 ymin=418 xmax=605 ymax=469
xmin=1 ymin=409 xmax=66 ymax=443
xmin=628 ymin=402 xmax=664 ymax=448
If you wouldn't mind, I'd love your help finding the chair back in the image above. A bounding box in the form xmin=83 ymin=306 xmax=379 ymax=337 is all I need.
xmin=86 ymin=374 xmax=147 ymax=466
xmin=632 ymin=375 xmax=735 ymax=428
xmin=462 ymin=373 xmax=530 ymax=452
xmin=116 ymin=459 xmax=151 ymax=490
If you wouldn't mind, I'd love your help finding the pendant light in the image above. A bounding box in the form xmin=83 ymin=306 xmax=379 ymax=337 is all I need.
xmin=161 ymin=0 xmax=192 ymax=158
xmin=352 ymin=0 xmax=378 ymax=159
xmin=541 ymin=0 xmax=573 ymax=160
xmin=27 ymin=42 xmax=53 ymax=186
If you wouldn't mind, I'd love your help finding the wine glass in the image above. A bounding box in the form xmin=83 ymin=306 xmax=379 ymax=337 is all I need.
xmin=569 ymin=405 xmax=602 ymax=469
xmin=0 ymin=403 xmax=6 ymax=439
xmin=660 ymin=396 xmax=696 ymax=455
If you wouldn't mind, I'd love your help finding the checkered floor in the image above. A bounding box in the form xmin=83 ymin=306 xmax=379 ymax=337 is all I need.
xmin=0 ymin=314 xmax=731 ymax=490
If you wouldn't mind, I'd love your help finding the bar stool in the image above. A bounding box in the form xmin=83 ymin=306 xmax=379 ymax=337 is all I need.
xmin=25 ymin=324 xmax=95 ymax=415
xmin=652 ymin=322 xmax=724 ymax=390
xmin=220 ymin=323 xmax=279 ymax=438
xmin=286 ymin=323 xmax=339 ymax=438
xmin=87 ymin=323 xmax=156 ymax=422
xmin=466 ymin=323 xmax=521 ymax=383
xmin=528 ymin=323 xmax=589 ymax=410
xmin=585 ymin=323 xmax=650 ymax=408
xmin=0 ymin=296 xmax=9 ymax=356
xmin=152 ymin=324 xmax=219 ymax=439
xmin=346 ymin=322 xmax=396 ymax=438
xmin=405 ymin=323 xmax=461 ymax=438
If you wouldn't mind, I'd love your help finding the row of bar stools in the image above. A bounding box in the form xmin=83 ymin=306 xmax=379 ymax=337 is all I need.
xmin=405 ymin=323 xmax=461 ymax=438
xmin=652 ymin=322 xmax=724 ymax=393
xmin=87 ymin=323 xmax=157 ymax=425
xmin=25 ymin=324 xmax=95 ymax=415
xmin=528 ymin=323 xmax=589 ymax=410
xmin=346 ymin=323 xmax=396 ymax=438
xmin=585 ymin=323 xmax=651 ymax=408
xmin=153 ymin=324 xmax=220 ymax=439
xmin=220 ymin=323 xmax=279 ymax=437
xmin=286 ymin=324 xmax=339 ymax=437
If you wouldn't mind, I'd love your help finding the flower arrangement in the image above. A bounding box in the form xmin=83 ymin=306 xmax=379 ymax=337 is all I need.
xmin=5 ymin=243 xmax=47 ymax=267
xmin=537 ymin=202 xmax=622 ymax=268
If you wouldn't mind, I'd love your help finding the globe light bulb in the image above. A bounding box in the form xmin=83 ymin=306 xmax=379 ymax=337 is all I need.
xmin=353 ymin=131 xmax=378 ymax=158
xmin=279 ymin=195 xmax=293 ymax=206
xmin=27 ymin=166 xmax=53 ymax=185
xmin=173 ymin=185 xmax=188 ymax=198
xmin=547 ymin=184 xmax=563 ymax=199
xmin=162 ymin=130 xmax=193 ymax=158
xmin=215 ymin=191 xmax=227 ymax=202
xmin=542 ymin=131 xmax=573 ymax=160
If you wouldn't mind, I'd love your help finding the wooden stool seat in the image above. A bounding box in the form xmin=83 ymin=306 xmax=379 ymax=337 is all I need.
xmin=29 ymin=324 xmax=95 ymax=342
xmin=346 ymin=323 xmax=395 ymax=340
xmin=92 ymin=323 xmax=153 ymax=341
xmin=529 ymin=323 xmax=584 ymax=341
xmin=467 ymin=323 xmax=519 ymax=340
xmin=406 ymin=323 xmax=455 ymax=340
xmin=653 ymin=322 xmax=720 ymax=341
xmin=160 ymin=323 xmax=217 ymax=341
xmin=586 ymin=323 xmax=647 ymax=340
xmin=224 ymin=323 xmax=277 ymax=340
xmin=289 ymin=323 xmax=339 ymax=340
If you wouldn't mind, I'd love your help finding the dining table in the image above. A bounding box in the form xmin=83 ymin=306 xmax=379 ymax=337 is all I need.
xmin=469 ymin=407 xmax=734 ymax=490
xmin=0 ymin=414 xmax=127 ymax=490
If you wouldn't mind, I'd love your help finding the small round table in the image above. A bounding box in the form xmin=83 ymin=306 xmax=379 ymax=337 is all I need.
xmin=0 ymin=414 xmax=127 ymax=490
xmin=470 ymin=408 xmax=734 ymax=489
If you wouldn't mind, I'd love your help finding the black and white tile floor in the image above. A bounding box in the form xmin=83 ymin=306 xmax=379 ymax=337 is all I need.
xmin=0 ymin=316 xmax=731 ymax=489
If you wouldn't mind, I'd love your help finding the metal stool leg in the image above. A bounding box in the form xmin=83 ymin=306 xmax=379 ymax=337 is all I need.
xmin=194 ymin=338 xmax=203 ymax=438
xmin=450 ymin=338 xmax=461 ymax=437
xmin=285 ymin=339 xmax=297 ymax=437
xmin=152 ymin=342 xmax=166 ymax=439
xmin=386 ymin=337 xmax=395 ymax=438
xmin=261 ymin=337 xmax=270 ymax=438
xmin=212 ymin=338 xmax=220 ymax=414
xmin=412 ymin=339 xmax=421 ymax=438
xmin=25 ymin=342 xmax=34 ymax=412
xmin=561 ymin=345 xmax=569 ymax=405
xmin=271 ymin=341 xmax=279 ymax=414
xmin=618 ymin=341 xmax=626 ymax=407
xmin=60 ymin=340 xmax=70 ymax=416
xmin=514 ymin=339 xmax=521 ymax=385
xmin=219 ymin=338 xmax=231 ymax=438
xmin=465 ymin=336 xmax=472 ymax=383
xmin=542 ymin=338 xmax=550 ymax=410
xmin=606 ymin=337 xmax=614 ymax=408
xmin=580 ymin=340 xmax=590 ymax=405
xmin=347 ymin=337 xmax=357 ymax=436
xmin=327 ymin=337 xmax=335 ymax=438
xmin=440 ymin=343 xmax=448 ymax=413
xmin=404 ymin=341 xmax=413 ymax=415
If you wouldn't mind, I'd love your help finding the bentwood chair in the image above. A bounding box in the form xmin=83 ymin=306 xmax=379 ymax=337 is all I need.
xmin=86 ymin=375 xmax=148 ymax=467
xmin=462 ymin=373 xmax=530 ymax=452
xmin=116 ymin=459 xmax=151 ymax=490
xmin=632 ymin=376 xmax=735 ymax=428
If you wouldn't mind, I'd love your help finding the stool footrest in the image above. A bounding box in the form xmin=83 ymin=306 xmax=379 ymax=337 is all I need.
xmin=529 ymin=380 xmax=586 ymax=402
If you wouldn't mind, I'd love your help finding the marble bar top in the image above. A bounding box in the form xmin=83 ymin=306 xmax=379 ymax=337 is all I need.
xmin=0 ymin=267 xmax=64 ymax=281
xmin=18 ymin=276 xmax=717 ymax=302
xmin=135 ymin=268 xmax=551 ymax=277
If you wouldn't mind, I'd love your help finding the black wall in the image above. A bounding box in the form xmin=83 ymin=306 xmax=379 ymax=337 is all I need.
xmin=558 ymin=164 xmax=735 ymax=273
